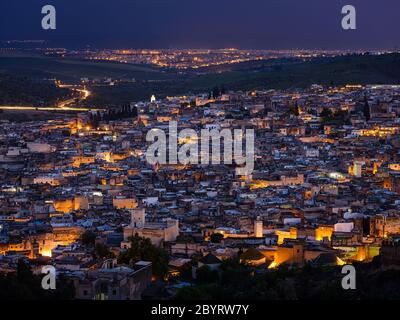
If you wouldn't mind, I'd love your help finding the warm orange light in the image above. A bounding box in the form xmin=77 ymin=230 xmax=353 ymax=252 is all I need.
xmin=41 ymin=249 xmax=52 ymax=257
xmin=336 ymin=257 xmax=346 ymax=266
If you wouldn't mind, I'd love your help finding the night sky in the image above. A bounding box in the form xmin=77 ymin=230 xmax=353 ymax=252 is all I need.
xmin=0 ymin=0 xmax=399 ymax=50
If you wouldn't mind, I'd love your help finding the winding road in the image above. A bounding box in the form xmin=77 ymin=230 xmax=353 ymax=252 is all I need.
xmin=0 ymin=82 xmax=103 ymax=112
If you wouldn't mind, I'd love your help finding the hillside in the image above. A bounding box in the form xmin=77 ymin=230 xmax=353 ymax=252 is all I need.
xmin=0 ymin=53 xmax=170 ymax=81
xmin=2 ymin=52 xmax=400 ymax=107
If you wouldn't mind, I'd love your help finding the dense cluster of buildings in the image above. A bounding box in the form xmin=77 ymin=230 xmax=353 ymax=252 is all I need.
xmin=76 ymin=48 xmax=349 ymax=69
xmin=2 ymin=83 xmax=400 ymax=299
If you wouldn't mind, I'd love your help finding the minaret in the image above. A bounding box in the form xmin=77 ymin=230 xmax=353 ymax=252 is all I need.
xmin=254 ymin=217 xmax=263 ymax=238
xmin=353 ymin=161 xmax=363 ymax=178
xmin=131 ymin=208 xmax=145 ymax=228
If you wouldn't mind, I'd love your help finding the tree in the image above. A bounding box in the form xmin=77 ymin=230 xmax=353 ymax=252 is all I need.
xmin=210 ymin=233 xmax=224 ymax=244
xmin=196 ymin=266 xmax=219 ymax=283
xmin=173 ymin=286 xmax=212 ymax=300
xmin=94 ymin=243 xmax=115 ymax=259
xmin=176 ymin=234 xmax=195 ymax=243
xmin=220 ymin=85 xmax=226 ymax=95
xmin=333 ymin=109 xmax=350 ymax=125
xmin=178 ymin=262 xmax=193 ymax=280
xmin=118 ymin=234 xmax=169 ymax=279
xmin=363 ymin=97 xmax=371 ymax=121
xmin=81 ymin=230 xmax=96 ymax=247
xmin=220 ymin=258 xmax=252 ymax=286
xmin=212 ymin=86 xmax=221 ymax=99
xmin=290 ymin=101 xmax=300 ymax=116
xmin=320 ymin=108 xmax=333 ymax=121
xmin=0 ymin=259 xmax=75 ymax=300
xmin=17 ymin=259 xmax=35 ymax=285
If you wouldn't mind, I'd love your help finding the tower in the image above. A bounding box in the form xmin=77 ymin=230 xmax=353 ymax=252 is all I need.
xmin=165 ymin=218 xmax=180 ymax=242
xmin=131 ymin=208 xmax=145 ymax=228
xmin=254 ymin=217 xmax=263 ymax=238
xmin=353 ymin=161 xmax=364 ymax=178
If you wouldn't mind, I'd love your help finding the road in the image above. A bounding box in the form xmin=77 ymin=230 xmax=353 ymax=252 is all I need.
xmin=0 ymin=82 xmax=103 ymax=112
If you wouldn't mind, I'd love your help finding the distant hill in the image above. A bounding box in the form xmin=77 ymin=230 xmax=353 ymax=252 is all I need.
xmin=189 ymin=53 xmax=400 ymax=91
xmin=1 ymin=52 xmax=400 ymax=107
xmin=79 ymin=53 xmax=400 ymax=106
xmin=0 ymin=53 xmax=170 ymax=81
xmin=0 ymin=74 xmax=71 ymax=107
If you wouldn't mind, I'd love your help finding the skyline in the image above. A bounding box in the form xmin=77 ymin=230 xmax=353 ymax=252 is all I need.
xmin=1 ymin=0 xmax=400 ymax=50
xmin=2 ymin=0 xmax=400 ymax=307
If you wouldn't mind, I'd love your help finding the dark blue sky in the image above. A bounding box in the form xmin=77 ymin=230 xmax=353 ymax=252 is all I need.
xmin=0 ymin=0 xmax=399 ymax=49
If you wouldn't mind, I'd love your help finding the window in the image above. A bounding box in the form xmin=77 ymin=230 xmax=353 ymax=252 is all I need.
xmin=83 ymin=290 xmax=88 ymax=296
xmin=112 ymin=290 xmax=117 ymax=296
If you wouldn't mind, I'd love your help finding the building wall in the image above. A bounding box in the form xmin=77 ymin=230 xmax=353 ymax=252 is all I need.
xmin=74 ymin=263 xmax=152 ymax=300
xmin=275 ymin=228 xmax=297 ymax=245
xmin=254 ymin=220 xmax=263 ymax=238
xmin=53 ymin=199 xmax=75 ymax=213
xmin=315 ymin=226 xmax=334 ymax=241
xmin=33 ymin=176 xmax=61 ymax=186
xmin=275 ymin=244 xmax=304 ymax=266
xmin=124 ymin=227 xmax=165 ymax=247
xmin=372 ymin=216 xmax=400 ymax=237
xmin=170 ymin=243 xmax=206 ymax=256
xmin=0 ymin=226 xmax=83 ymax=258
xmin=113 ymin=198 xmax=138 ymax=210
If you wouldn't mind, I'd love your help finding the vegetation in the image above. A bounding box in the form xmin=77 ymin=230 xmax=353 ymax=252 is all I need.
xmin=174 ymin=256 xmax=400 ymax=300
xmin=210 ymin=233 xmax=224 ymax=244
xmin=0 ymin=55 xmax=167 ymax=81
xmin=196 ymin=266 xmax=219 ymax=283
xmin=88 ymin=105 xmax=138 ymax=128
xmin=320 ymin=108 xmax=350 ymax=125
xmin=93 ymin=243 xmax=115 ymax=259
xmin=80 ymin=230 xmax=96 ymax=247
xmin=363 ymin=96 xmax=371 ymax=121
xmin=0 ymin=260 xmax=75 ymax=300
xmin=175 ymin=234 xmax=196 ymax=243
xmin=0 ymin=74 xmax=71 ymax=106
xmin=118 ymin=234 xmax=169 ymax=279
xmin=83 ymin=53 xmax=400 ymax=106
xmin=3 ymin=53 xmax=400 ymax=108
